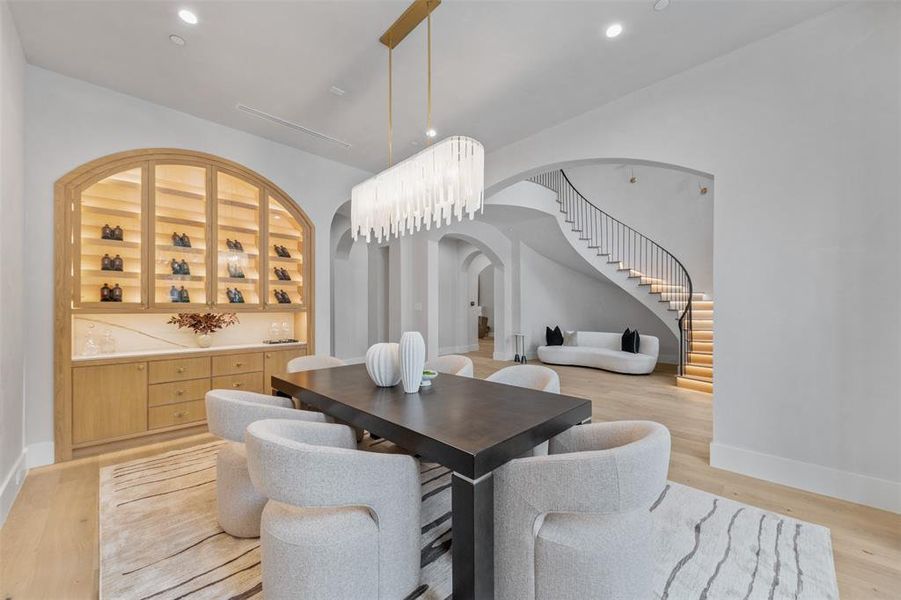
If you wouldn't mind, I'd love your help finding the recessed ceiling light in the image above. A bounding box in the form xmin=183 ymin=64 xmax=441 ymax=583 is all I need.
xmin=178 ymin=9 xmax=198 ymax=25
xmin=653 ymin=0 xmax=670 ymax=10
xmin=169 ymin=34 xmax=186 ymax=46
xmin=329 ymin=86 xmax=347 ymax=97
xmin=605 ymin=23 xmax=623 ymax=38
xmin=425 ymin=128 xmax=437 ymax=138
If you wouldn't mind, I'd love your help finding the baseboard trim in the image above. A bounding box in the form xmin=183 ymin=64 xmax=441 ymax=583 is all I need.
xmin=0 ymin=450 xmax=27 ymax=527
xmin=26 ymin=441 xmax=55 ymax=468
xmin=710 ymin=442 xmax=901 ymax=514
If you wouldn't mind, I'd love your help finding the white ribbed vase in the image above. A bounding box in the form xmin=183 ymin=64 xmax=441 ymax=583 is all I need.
xmin=399 ymin=331 xmax=426 ymax=394
xmin=365 ymin=343 xmax=401 ymax=387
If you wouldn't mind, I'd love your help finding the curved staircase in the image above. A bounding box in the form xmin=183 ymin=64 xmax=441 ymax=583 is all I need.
xmin=530 ymin=170 xmax=713 ymax=393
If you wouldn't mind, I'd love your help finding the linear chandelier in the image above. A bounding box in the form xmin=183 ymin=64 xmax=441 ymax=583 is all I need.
xmin=351 ymin=0 xmax=485 ymax=243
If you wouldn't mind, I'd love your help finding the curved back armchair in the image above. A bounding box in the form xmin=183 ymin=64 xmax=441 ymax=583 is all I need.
xmin=205 ymin=389 xmax=325 ymax=537
xmin=245 ymin=419 xmax=421 ymax=600
xmin=486 ymin=364 xmax=560 ymax=393
xmin=425 ymin=354 xmax=474 ymax=377
xmin=286 ymin=354 xmax=345 ymax=373
xmin=494 ymin=420 xmax=670 ymax=600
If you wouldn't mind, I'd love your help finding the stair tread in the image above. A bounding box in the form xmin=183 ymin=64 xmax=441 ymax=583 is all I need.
xmin=678 ymin=374 xmax=714 ymax=383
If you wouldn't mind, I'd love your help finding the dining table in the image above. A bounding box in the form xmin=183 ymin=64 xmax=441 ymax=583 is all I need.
xmin=271 ymin=363 xmax=592 ymax=600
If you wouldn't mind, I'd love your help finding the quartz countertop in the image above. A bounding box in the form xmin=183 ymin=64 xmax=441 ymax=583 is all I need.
xmin=72 ymin=341 xmax=307 ymax=363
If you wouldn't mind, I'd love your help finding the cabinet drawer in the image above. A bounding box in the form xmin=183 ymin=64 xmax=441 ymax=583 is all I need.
xmin=148 ymin=399 xmax=206 ymax=430
xmin=149 ymin=357 xmax=211 ymax=384
xmin=149 ymin=378 xmax=211 ymax=408
xmin=211 ymin=352 xmax=264 ymax=377
xmin=211 ymin=371 xmax=264 ymax=393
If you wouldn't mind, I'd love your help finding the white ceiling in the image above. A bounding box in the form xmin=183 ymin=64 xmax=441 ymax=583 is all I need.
xmin=10 ymin=1 xmax=836 ymax=172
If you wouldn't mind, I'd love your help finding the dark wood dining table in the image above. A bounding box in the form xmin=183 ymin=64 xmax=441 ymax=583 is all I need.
xmin=271 ymin=363 xmax=592 ymax=600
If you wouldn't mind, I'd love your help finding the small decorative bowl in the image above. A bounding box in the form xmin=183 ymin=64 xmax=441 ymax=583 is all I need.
xmin=421 ymin=369 xmax=439 ymax=386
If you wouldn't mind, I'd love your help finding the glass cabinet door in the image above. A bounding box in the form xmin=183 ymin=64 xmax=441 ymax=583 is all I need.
xmin=151 ymin=164 xmax=209 ymax=307
xmin=76 ymin=167 xmax=144 ymax=307
xmin=267 ymin=193 xmax=307 ymax=307
xmin=216 ymin=171 xmax=262 ymax=307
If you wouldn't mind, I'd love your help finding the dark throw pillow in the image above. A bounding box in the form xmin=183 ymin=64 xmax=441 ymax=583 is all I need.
xmin=622 ymin=328 xmax=641 ymax=353
xmin=546 ymin=325 xmax=564 ymax=346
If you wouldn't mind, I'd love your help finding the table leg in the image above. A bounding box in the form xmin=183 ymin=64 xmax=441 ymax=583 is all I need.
xmin=452 ymin=472 xmax=494 ymax=600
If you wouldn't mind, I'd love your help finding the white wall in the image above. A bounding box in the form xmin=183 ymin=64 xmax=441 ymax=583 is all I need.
xmin=478 ymin=265 xmax=494 ymax=331
xmin=565 ymin=163 xmax=714 ymax=294
xmin=438 ymin=238 xmax=466 ymax=352
xmin=24 ymin=67 xmax=369 ymax=458
xmin=519 ymin=244 xmax=677 ymax=359
xmin=0 ymin=0 xmax=27 ymax=525
xmin=484 ymin=4 xmax=901 ymax=511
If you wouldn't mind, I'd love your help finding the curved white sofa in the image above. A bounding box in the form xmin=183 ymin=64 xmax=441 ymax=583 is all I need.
xmin=537 ymin=331 xmax=659 ymax=375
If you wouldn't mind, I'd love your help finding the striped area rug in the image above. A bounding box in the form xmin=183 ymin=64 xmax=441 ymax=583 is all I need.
xmin=100 ymin=440 xmax=837 ymax=600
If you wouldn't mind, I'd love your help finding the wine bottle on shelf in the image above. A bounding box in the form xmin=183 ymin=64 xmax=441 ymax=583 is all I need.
xmin=112 ymin=254 xmax=124 ymax=271
xmin=226 ymin=287 xmax=235 ymax=303
xmin=169 ymin=285 xmax=180 ymax=302
xmin=112 ymin=225 xmax=123 ymax=241
xmin=101 ymin=253 xmax=112 ymax=271
xmin=273 ymin=244 xmax=283 ymax=257
xmin=170 ymin=258 xmax=180 ymax=275
xmin=178 ymin=286 xmax=190 ymax=303
xmin=101 ymin=224 xmax=113 ymax=240
xmin=274 ymin=267 xmax=283 ymax=280
xmin=226 ymin=238 xmax=235 ymax=251
xmin=111 ymin=283 xmax=123 ymax=302
xmin=100 ymin=282 xmax=111 ymax=302
xmin=234 ymin=239 xmax=244 ymax=252
xmin=235 ymin=289 xmax=245 ymax=303
xmin=181 ymin=233 xmax=191 ymax=248
xmin=281 ymin=268 xmax=291 ymax=281
xmin=172 ymin=232 xmax=182 ymax=247
xmin=179 ymin=259 xmax=190 ymax=275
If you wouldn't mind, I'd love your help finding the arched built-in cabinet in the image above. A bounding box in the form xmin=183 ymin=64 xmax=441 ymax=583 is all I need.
xmin=55 ymin=149 xmax=315 ymax=460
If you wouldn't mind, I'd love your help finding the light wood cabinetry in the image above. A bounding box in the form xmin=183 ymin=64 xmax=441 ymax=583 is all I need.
xmin=66 ymin=344 xmax=307 ymax=456
xmin=72 ymin=363 xmax=148 ymax=444
xmin=264 ymin=348 xmax=306 ymax=393
xmin=211 ymin=352 xmax=264 ymax=377
xmin=149 ymin=356 xmax=211 ymax=384
xmin=55 ymin=149 xmax=317 ymax=461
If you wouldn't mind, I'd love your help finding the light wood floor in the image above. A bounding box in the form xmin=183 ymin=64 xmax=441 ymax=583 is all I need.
xmin=2 ymin=341 xmax=899 ymax=599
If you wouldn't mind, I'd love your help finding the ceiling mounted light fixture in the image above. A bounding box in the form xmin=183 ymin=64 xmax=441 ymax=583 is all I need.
xmin=606 ymin=23 xmax=623 ymax=38
xmin=352 ymin=0 xmax=484 ymax=243
xmin=178 ymin=9 xmax=198 ymax=24
xmin=653 ymin=0 xmax=671 ymax=11
xmin=169 ymin=34 xmax=186 ymax=46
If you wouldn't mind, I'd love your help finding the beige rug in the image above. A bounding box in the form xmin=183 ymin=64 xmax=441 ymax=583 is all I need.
xmin=100 ymin=440 xmax=838 ymax=600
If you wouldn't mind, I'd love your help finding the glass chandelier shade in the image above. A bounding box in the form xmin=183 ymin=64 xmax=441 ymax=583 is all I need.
xmin=351 ymin=135 xmax=484 ymax=243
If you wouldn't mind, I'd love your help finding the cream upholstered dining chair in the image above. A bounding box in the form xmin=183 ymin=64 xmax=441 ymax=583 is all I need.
xmin=425 ymin=354 xmax=474 ymax=377
xmin=204 ymin=389 xmax=326 ymax=538
xmin=245 ymin=419 xmax=422 ymax=600
xmin=494 ymin=421 xmax=671 ymax=600
xmin=485 ymin=364 xmax=561 ymax=456
xmin=286 ymin=354 xmax=345 ymax=373
xmin=486 ymin=364 xmax=560 ymax=393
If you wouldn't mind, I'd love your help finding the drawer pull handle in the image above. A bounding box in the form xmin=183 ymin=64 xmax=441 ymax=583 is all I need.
xmin=176 ymin=390 xmax=184 ymax=396
xmin=233 ymin=383 xmax=243 ymax=388
xmin=137 ymin=364 xmax=145 ymax=371
xmin=177 ymin=367 xmax=185 ymax=373
xmin=174 ymin=411 xmax=186 ymax=418
xmin=266 ymin=354 xmax=271 ymax=358
xmin=235 ymin=362 xmax=243 ymax=367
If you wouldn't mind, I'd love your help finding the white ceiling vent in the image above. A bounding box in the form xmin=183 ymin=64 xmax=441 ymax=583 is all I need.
xmin=236 ymin=104 xmax=352 ymax=149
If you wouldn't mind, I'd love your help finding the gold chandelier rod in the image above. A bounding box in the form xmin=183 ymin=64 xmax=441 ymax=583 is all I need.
xmin=381 ymin=0 xmax=441 ymax=166
xmin=379 ymin=0 xmax=441 ymax=49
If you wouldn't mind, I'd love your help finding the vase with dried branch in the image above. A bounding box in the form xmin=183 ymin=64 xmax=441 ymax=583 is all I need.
xmin=167 ymin=312 xmax=239 ymax=348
